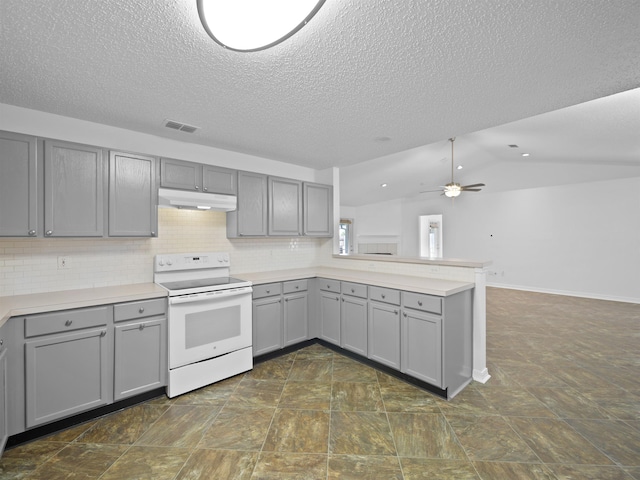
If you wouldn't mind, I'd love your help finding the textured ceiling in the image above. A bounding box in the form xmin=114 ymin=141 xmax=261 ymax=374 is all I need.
xmin=1 ymin=0 xmax=639 ymax=170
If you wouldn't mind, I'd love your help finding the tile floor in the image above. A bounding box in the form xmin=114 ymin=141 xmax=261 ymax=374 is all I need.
xmin=1 ymin=287 xmax=639 ymax=479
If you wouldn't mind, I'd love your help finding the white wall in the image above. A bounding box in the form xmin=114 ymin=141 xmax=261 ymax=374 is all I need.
xmin=345 ymin=176 xmax=640 ymax=303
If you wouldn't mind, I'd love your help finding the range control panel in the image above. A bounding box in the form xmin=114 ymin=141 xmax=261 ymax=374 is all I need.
xmin=155 ymin=252 xmax=230 ymax=272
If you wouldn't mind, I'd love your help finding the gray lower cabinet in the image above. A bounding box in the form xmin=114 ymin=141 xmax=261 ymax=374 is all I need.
xmin=268 ymin=176 xmax=302 ymax=236
xmin=319 ymin=290 xmax=341 ymax=346
xmin=25 ymin=322 xmax=110 ymax=428
xmin=303 ymin=182 xmax=333 ymax=237
xmin=0 ymin=131 xmax=38 ymax=237
xmin=368 ymin=301 xmax=401 ymax=369
xmin=401 ymin=309 xmax=442 ymax=387
xmin=113 ymin=298 xmax=167 ymax=401
xmin=340 ymin=282 xmax=368 ymax=356
xmin=44 ymin=139 xmax=105 ymax=237
xmin=283 ymin=280 xmax=308 ymax=346
xmin=109 ymin=151 xmax=158 ymax=237
xmin=227 ymin=171 xmax=268 ymax=237
xmin=252 ymin=284 xmax=283 ymax=356
xmin=0 ymin=333 xmax=8 ymax=455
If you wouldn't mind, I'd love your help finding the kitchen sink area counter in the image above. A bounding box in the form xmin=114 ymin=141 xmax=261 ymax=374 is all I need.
xmin=0 ymin=283 xmax=168 ymax=328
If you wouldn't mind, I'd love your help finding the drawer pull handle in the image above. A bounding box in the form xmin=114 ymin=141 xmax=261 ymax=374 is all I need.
xmin=139 ymin=307 xmax=145 ymax=314
xmin=100 ymin=330 xmax=107 ymax=337
xmin=327 ymin=285 xmax=331 ymax=289
xmin=418 ymin=300 xmax=423 ymax=306
xmin=295 ymin=285 xmax=299 ymax=289
xmin=351 ymin=288 xmax=355 ymax=293
xmin=65 ymin=320 xmax=72 ymax=327
xmin=266 ymin=290 xmax=270 ymax=294
xmin=381 ymin=294 xmax=386 ymax=299
xmin=139 ymin=324 xmax=145 ymax=331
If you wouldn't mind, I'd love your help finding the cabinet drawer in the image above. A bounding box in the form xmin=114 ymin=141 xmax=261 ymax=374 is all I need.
xmin=283 ymin=279 xmax=308 ymax=294
xmin=369 ymin=286 xmax=400 ymax=305
xmin=253 ymin=283 xmax=282 ymax=299
xmin=402 ymin=292 xmax=442 ymax=315
xmin=25 ymin=306 xmax=109 ymax=338
xmin=114 ymin=298 xmax=166 ymax=323
xmin=319 ymin=278 xmax=340 ymax=293
xmin=341 ymin=282 xmax=368 ymax=299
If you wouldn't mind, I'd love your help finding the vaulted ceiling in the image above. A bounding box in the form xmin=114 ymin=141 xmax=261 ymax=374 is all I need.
xmin=1 ymin=1 xmax=639 ymax=205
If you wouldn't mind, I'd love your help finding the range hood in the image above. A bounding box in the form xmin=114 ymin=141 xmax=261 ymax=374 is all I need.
xmin=157 ymin=188 xmax=237 ymax=211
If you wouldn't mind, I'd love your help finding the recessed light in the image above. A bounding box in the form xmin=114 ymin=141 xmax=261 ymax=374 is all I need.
xmin=457 ymin=165 xmax=463 ymax=170
xmin=380 ymin=183 xmax=387 ymax=188
xmin=521 ymin=153 xmax=530 ymax=157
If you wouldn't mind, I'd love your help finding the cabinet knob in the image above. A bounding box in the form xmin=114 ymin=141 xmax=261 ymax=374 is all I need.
xmin=418 ymin=300 xmax=423 ymax=306
xmin=285 ymin=298 xmax=289 ymax=302
xmin=151 ymin=231 xmax=156 ymax=237
xmin=28 ymin=229 xmax=36 ymax=236
xmin=100 ymin=330 xmax=107 ymax=337
xmin=45 ymin=230 xmax=53 ymax=236
xmin=65 ymin=320 xmax=72 ymax=327
xmin=295 ymin=285 xmax=299 ymax=289
xmin=266 ymin=289 xmax=270 ymax=294
xmin=381 ymin=294 xmax=386 ymax=299
xmin=403 ymin=312 xmax=407 ymax=317
xmin=351 ymin=288 xmax=355 ymax=293
xmin=394 ymin=310 xmax=398 ymax=315
xmin=203 ymin=187 xmax=208 ymax=192
xmin=341 ymin=298 xmax=344 ymax=302
xmin=139 ymin=307 xmax=145 ymax=314
xmin=195 ymin=185 xmax=199 ymax=190
xmin=139 ymin=324 xmax=145 ymax=331
xmin=335 ymin=296 xmax=339 ymax=301
xmin=0 ymin=339 xmax=4 ymax=346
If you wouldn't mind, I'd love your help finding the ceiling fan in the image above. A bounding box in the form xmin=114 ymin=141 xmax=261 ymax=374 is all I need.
xmin=421 ymin=137 xmax=485 ymax=197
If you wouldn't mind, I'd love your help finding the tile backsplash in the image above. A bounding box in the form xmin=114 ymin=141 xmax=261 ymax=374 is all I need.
xmin=0 ymin=209 xmax=331 ymax=296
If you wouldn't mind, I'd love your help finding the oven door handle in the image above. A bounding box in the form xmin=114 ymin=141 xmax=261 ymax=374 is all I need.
xmin=169 ymin=286 xmax=253 ymax=305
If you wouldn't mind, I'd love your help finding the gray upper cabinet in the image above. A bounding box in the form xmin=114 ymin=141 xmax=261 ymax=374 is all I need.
xmin=0 ymin=131 xmax=38 ymax=237
xmin=109 ymin=151 xmax=158 ymax=237
xmin=44 ymin=140 xmax=105 ymax=237
xmin=202 ymin=165 xmax=237 ymax=195
xmin=160 ymin=157 xmax=200 ymax=191
xmin=227 ymin=171 xmax=268 ymax=237
xmin=268 ymin=176 xmax=302 ymax=236
xmin=161 ymin=158 xmax=237 ymax=195
xmin=303 ymin=182 xmax=333 ymax=237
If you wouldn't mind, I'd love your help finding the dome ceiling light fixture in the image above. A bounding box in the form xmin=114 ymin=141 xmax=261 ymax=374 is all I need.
xmin=197 ymin=0 xmax=327 ymax=52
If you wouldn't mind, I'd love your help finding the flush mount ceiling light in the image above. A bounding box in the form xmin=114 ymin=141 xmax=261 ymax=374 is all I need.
xmin=197 ymin=0 xmax=326 ymax=52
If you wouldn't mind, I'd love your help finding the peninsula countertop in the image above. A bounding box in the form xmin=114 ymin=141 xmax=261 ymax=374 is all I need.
xmin=237 ymin=266 xmax=475 ymax=297
xmin=0 ymin=283 xmax=168 ymax=328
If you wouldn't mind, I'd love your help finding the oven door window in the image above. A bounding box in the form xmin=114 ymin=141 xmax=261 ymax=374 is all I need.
xmin=169 ymin=293 xmax=252 ymax=369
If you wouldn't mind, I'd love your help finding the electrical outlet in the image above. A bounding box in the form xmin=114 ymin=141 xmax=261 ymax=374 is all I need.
xmin=57 ymin=256 xmax=68 ymax=269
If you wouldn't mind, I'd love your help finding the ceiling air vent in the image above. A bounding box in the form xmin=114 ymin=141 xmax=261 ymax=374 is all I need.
xmin=164 ymin=119 xmax=199 ymax=133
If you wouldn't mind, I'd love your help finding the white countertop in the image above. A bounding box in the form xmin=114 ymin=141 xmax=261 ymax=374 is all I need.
xmin=0 ymin=283 xmax=168 ymax=328
xmin=239 ymin=267 xmax=474 ymax=297
xmin=332 ymin=254 xmax=492 ymax=269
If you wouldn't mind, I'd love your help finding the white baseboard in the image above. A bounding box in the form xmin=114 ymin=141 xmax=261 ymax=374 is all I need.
xmin=486 ymin=282 xmax=640 ymax=305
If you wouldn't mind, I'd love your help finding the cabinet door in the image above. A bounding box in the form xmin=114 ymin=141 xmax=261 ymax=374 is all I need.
xmin=44 ymin=140 xmax=104 ymax=237
xmin=109 ymin=151 xmax=158 ymax=237
xmin=401 ymin=309 xmax=442 ymax=387
xmin=303 ymin=182 xmax=333 ymax=237
xmin=252 ymin=296 xmax=283 ymax=356
xmin=368 ymin=301 xmax=401 ymax=369
xmin=0 ymin=131 xmax=38 ymax=237
xmin=114 ymin=318 xmax=167 ymax=401
xmin=0 ymin=346 xmax=7 ymax=454
xmin=202 ymin=165 xmax=237 ymax=195
xmin=319 ymin=291 xmax=341 ymax=346
xmin=284 ymin=292 xmax=308 ymax=346
xmin=25 ymin=327 xmax=110 ymax=428
xmin=236 ymin=171 xmax=268 ymax=236
xmin=268 ymin=176 xmax=302 ymax=236
xmin=341 ymin=295 xmax=368 ymax=356
xmin=160 ymin=157 xmax=201 ymax=191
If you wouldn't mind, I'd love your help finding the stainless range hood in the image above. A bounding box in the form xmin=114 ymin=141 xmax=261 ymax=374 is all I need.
xmin=157 ymin=188 xmax=237 ymax=211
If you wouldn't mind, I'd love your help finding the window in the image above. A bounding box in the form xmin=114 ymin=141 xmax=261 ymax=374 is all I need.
xmin=339 ymin=219 xmax=353 ymax=255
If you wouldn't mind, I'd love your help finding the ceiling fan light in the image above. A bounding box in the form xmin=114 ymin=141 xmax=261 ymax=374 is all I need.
xmin=444 ymin=184 xmax=462 ymax=197
xmin=198 ymin=0 xmax=326 ymax=52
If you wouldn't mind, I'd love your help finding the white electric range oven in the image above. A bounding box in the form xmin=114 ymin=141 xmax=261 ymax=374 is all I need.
xmin=154 ymin=252 xmax=253 ymax=397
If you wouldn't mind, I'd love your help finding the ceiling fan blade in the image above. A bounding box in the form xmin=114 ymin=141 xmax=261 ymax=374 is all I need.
xmin=462 ymin=188 xmax=482 ymax=192
xmin=419 ymin=188 xmax=444 ymax=193
xmin=460 ymin=183 xmax=485 ymax=189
